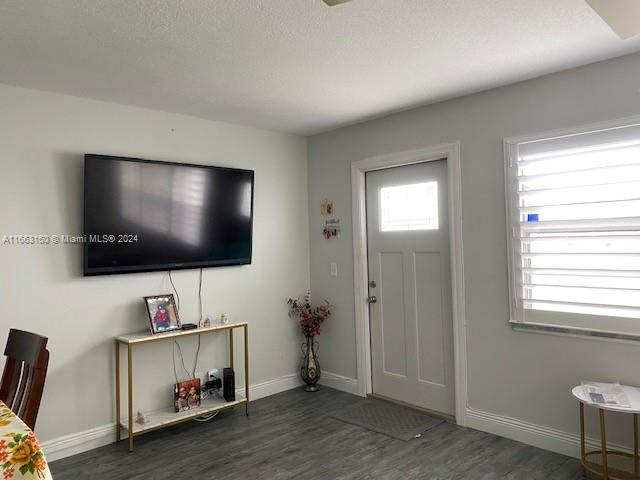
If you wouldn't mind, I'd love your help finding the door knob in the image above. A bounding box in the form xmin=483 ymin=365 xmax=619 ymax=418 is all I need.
xmin=367 ymin=296 xmax=377 ymax=304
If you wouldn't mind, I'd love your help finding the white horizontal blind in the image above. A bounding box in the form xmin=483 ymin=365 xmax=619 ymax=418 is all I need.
xmin=507 ymin=122 xmax=640 ymax=327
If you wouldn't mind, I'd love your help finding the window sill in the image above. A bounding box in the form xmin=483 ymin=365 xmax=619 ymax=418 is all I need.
xmin=509 ymin=320 xmax=640 ymax=344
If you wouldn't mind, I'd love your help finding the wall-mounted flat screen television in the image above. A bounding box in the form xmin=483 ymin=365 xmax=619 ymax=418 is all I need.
xmin=83 ymin=154 xmax=254 ymax=276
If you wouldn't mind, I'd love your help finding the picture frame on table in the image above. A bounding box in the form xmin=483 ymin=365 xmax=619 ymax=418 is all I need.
xmin=144 ymin=294 xmax=181 ymax=334
xmin=174 ymin=378 xmax=201 ymax=412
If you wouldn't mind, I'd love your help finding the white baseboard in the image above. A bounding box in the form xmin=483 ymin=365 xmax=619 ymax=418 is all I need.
xmin=42 ymin=423 xmax=115 ymax=463
xmin=43 ymin=373 xmax=302 ymax=463
xmin=319 ymin=370 xmax=360 ymax=396
xmin=465 ymin=406 xmax=631 ymax=459
xmin=238 ymin=373 xmax=302 ymax=400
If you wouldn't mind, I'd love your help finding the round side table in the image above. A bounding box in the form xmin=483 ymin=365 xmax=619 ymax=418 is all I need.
xmin=572 ymin=385 xmax=640 ymax=479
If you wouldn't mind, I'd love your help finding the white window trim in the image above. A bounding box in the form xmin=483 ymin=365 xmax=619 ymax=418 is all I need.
xmin=504 ymin=115 xmax=640 ymax=341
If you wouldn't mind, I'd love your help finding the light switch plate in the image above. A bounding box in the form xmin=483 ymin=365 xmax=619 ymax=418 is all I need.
xmin=330 ymin=262 xmax=338 ymax=277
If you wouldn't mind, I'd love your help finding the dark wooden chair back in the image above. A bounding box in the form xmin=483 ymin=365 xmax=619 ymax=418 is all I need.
xmin=0 ymin=329 xmax=49 ymax=430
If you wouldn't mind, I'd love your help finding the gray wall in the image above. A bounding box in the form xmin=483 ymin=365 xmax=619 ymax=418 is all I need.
xmin=308 ymin=52 xmax=640 ymax=445
xmin=0 ymin=84 xmax=309 ymax=445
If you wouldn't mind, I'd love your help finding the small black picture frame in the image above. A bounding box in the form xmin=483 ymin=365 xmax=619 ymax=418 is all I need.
xmin=144 ymin=294 xmax=181 ymax=334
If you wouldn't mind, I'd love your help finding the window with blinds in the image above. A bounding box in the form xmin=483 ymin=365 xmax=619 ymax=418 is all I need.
xmin=505 ymin=121 xmax=640 ymax=333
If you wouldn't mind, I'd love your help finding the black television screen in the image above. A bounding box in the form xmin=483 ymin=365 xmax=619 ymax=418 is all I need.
xmin=83 ymin=154 xmax=254 ymax=276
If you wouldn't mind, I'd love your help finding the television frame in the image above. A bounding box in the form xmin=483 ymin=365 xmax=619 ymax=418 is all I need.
xmin=83 ymin=154 xmax=255 ymax=276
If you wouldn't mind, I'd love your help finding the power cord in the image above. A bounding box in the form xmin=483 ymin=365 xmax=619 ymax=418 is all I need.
xmin=171 ymin=343 xmax=179 ymax=385
xmin=196 ymin=380 xmax=222 ymax=421
xmin=195 ymin=411 xmax=219 ymax=422
xmin=193 ymin=335 xmax=201 ymax=378
xmin=168 ymin=270 xmax=197 ymax=381
xmin=168 ymin=270 xmax=180 ymax=312
xmin=168 ymin=268 xmax=213 ymax=423
xmin=191 ymin=268 xmax=203 ymax=378
xmin=173 ymin=340 xmax=192 ymax=380
xmin=198 ymin=268 xmax=203 ymax=322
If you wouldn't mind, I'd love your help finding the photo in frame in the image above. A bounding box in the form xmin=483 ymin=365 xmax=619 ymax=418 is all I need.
xmin=144 ymin=294 xmax=181 ymax=334
xmin=174 ymin=378 xmax=201 ymax=412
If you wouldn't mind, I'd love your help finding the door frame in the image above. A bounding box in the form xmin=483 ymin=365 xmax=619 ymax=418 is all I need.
xmin=351 ymin=142 xmax=468 ymax=425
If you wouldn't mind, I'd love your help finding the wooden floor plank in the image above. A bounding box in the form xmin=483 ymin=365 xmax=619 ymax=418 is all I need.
xmin=50 ymin=387 xmax=582 ymax=479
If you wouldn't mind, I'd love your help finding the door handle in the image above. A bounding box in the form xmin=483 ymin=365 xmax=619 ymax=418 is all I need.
xmin=367 ymin=296 xmax=377 ymax=304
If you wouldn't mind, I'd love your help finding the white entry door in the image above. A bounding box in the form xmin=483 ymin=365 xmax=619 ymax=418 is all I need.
xmin=366 ymin=160 xmax=454 ymax=415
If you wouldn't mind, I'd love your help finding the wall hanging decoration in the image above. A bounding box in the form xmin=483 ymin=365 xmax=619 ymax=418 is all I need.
xmin=321 ymin=198 xmax=340 ymax=239
xmin=320 ymin=199 xmax=333 ymax=216
xmin=323 ymin=218 xmax=341 ymax=239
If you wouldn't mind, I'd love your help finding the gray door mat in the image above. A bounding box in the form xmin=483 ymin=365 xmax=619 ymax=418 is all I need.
xmin=329 ymin=397 xmax=445 ymax=441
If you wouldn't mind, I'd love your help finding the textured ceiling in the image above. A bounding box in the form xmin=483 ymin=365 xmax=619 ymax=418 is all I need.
xmin=1 ymin=0 xmax=640 ymax=135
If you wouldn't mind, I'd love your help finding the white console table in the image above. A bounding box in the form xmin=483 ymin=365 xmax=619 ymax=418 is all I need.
xmin=115 ymin=322 xmax=249 ymax=452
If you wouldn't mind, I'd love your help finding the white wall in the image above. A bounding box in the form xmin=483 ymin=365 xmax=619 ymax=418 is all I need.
xmin=0 ymin=84 xmax=309 ymax=450
xmin=308 ymin=52 xmax=640 ymax=452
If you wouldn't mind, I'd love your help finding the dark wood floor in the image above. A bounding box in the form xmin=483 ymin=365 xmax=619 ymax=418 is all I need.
xmin=50 ymin=387 xmax=581 ymax=479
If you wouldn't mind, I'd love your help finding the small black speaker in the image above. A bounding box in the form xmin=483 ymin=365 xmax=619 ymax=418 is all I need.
xmin=223 ymin=367 xmax=235 ymax=402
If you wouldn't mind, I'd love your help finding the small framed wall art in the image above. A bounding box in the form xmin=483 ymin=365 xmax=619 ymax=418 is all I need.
xmin=144 ymin=294 xmax=181 ymax=334
xmin=320 ymin=199 xmax=333 ymax=216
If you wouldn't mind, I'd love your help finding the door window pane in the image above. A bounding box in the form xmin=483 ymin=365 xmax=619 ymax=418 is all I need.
xmin=380 ymin=182 xmax=438 ymax=232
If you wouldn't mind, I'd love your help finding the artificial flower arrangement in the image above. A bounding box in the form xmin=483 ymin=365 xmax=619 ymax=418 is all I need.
xmin=287 ymin=291 xmax=332 ymax=337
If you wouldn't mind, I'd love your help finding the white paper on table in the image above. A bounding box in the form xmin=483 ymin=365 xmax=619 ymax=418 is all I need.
xmin=581 ymin=381 xmax=632 ymax=408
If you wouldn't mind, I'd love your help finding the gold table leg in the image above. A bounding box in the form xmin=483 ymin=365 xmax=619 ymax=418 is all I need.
xmin=127 ymin=344 xmax=133 ymax=452
xmin=600 ymin=409 xmax=609 ymax=479
xmin=578 ymin=401 xmax=640 ymax=480
xmin=635 ymin=413 xmax=639 ymax=479
xmin=229 ymin=328 xmax=234 ymax=371
xmin=244 ymin=324 xmax=249 ymax=416
xmin=115 ymin=340 xmax=120 ymax=442
xmin=580 ymin=402 xmax=586 ymax=477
